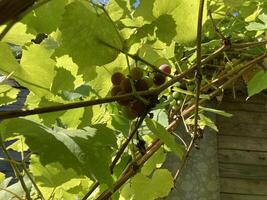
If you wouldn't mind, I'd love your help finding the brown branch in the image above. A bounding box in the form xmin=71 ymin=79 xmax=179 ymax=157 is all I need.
xmin=193 ymin=0 xmax=205 ymax=137
xmin=0 ymin=0 xmax=51 ymax=40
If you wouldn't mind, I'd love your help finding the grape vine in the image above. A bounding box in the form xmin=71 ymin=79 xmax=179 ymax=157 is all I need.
xmin=0 ymin=0 xmax=266 ymax=200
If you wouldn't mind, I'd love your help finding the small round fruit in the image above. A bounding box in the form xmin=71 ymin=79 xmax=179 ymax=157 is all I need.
xmin=121 ymin=106 xmax=137 ymax=120
xmin=117 ymin=91 xmax=130 ymax=106
xmin=143 ymin=76 xmax=153 ymax=88
xmin=170 ymin=99 xmax=177 ymax=106
xmin=130 ymin=100 xmax=146 ymax=116
xmin=135 ymin=79 xmax=149 ymax=91
xmin=130 ymin=67 xmax=143 ymax=80
xmin=172 ymin=105 xmax=180 ymax=111
xmin=111 ymin=72 xmax=125 ymax=85
xmin=120 ymin=78 xmax=132 ymax=93
xmin=167 ymin=95 xmax=174 ymax=102
xmin=172 ymin=91 xmax=180 ymax=99
xmin=159 ymin=64 xmax=171 ymax=74
xmin=111 ymin=86 xmax=121 ymax=96
xmin=153 ymin=73 xmax=166 ymax=85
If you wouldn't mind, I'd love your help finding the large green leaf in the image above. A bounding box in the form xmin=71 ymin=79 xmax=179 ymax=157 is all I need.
xmin=247 ymin=70 xmax=267 ymax=97
xmin=145 ymin=118 xmax=184 ymax=159
xmin=58 ymin=1 xmax=123 ymax=80
xmin=131 ymin=169 xmax=174 ymax=200
xmin=0 ymin=84 xmax=19 ymax=106
xmin=132 ymin=0 xmax=207 ymax=44
xmin=0 ymin=42 xmax=55 ymax=97
xmin=153 ymin=0 xmax=207 ymax=44
xmin=22 ymin=0 xmax=68 ymax=34
xmin=0 ymin=118 xmax=117 ymax=186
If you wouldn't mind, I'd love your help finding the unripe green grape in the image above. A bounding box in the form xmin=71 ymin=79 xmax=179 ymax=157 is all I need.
xmin=167 ymin=95 xmax=174 ymax=102
xmin=172 ymin=105 xmax=180 ymax=111
xmin=172 ymin=91 xmax=180 ymax=99
xmin=159 ymin=64 xmax=171 ymax=74
xmin=174 ymin=82 xmax=181 ymax=87
xmin=170 ymin=99 xmax=177 ymax=106
xmin=111 ymin=72 xmax=125 ymax=85
xmin=176 ymin=100 xmax=182 ymax=105
xmin=120 ymin=78 xmax=132 ymax=93
xmin=130 ymin=67 xmax=143 ymax=80
xmin=153 ymin=73 xmax=166 ymax=85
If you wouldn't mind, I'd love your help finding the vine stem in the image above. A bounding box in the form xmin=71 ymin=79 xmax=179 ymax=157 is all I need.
xmin=0 ymin=43 xmax=228 ymax=120
xmin=193 ymin=0 xmax=205 ymax=137
xmin=0 ymin=139 xmax=31 ymax=200
xmin=21 ymin=162 xmax=45 ymax=200
xmin=0 ymin=40 xmax=265 ymax=120
xmin=0 ymin=0 xmax=51 ymax=40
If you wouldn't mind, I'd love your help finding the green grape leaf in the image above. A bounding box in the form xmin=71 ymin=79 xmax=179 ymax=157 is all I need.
xmin=246 ymin=13 xmax=267 ymax=31
xmin=131 ymin=169 xmax=174 ymax=200
xmin=51 ymin=67 xmax=76 ymax=94
xmin=145 ymin=118 xmax=184 ymax=159
xmin=153 ymin=0 xmax=207 ymax=44
xmin=141 ymin=147 xmax=166 ymax=176
xmin=59 ymin=108 xmax=84 ymax=129
xmin=58 ymin=1 xmax=123 ymax=80
xmin=0 ymin=84 xmax=19 ymax=105
xmin=247 ymin=70 xmax=267 ymax=97
xmin=199 ymin=114 xmax=218 ymax=132
xmin=199 ymin=106 xmax=233 ymax=117
xmin=151 ymin=169 xmax=174 ymax=198
xmin=106 ymin=0 xmax=132 ymax=22
xmin=22 ymin=0 xmax=68 ymax=34
xmin=30 ymin=155 xmax=80 ymax=187
xmin=0 ymin=42 xmax=55 ymax=97
xmin=6 ymin=136 xmax=29 ymax=152
xmin=0 ymin=23 xmax=34 ymax=45
xmin=133 ymin=0 xmax=156 ymax=22
xmin=131 ymin=173 xmax=154 ymax=200
xmin=0 ymin=118 xmax=117 ymax=186
xmin=0 ymin=173 xmax=4 ymax=184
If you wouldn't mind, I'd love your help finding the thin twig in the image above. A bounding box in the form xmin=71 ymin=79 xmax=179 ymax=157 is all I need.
xmin=21 ymin=162 xmax=45 ymax=200
xmin=81 ymin=182 xmax=100 ymax=200
xmin=173 ymin=137 xmax=195 ymax=181
xmin=193 ymin=0 xmax=205 ymax=137
xmin=110 ymin=112 xmax=147 ymax=172
xmin=0 ymin=140 xmax=31 ymax=200
xmin=0 ymin=187 xmax=24 ymax=200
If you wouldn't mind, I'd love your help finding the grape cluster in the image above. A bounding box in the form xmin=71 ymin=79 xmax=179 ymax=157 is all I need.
xmin=111 ymin=64 xmax=171 ymax=119
xmin=168 ymin=90 xmax=182 ymax=111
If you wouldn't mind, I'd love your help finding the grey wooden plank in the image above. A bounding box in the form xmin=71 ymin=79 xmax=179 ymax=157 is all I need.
xmin=217 ymin=123 xmax=267 ymax=138
xmin=218 ymin=149 xmax=267 ymax=166
xmin=221 ymin=193 xmax=267 ymax=200
xmin=219 ymin=163 xmax=267 ymax=180
xmin=220 ymin=178 xmax=267 ymax=195
xmin=217 ymin=110 xmax=267 ymax=126
xmin=218 ymin=135 xmax=267 ymax=152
